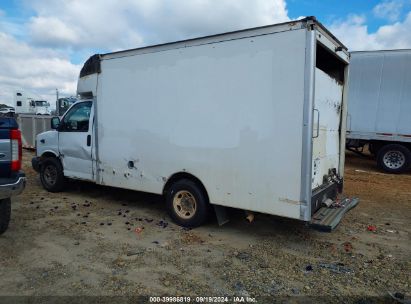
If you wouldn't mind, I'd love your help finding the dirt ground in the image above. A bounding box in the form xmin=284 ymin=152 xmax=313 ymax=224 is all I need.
xmin=0 ymin=150 xmax=410 ymax=302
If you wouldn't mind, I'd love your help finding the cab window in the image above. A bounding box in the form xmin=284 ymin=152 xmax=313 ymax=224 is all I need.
xmin=61 ymin=101 xmax=92 ymax=132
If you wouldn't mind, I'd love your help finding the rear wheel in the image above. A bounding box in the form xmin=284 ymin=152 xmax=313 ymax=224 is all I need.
xmin=377 ymin=144 xmax=411 ymax=173
xmin=166 ymin=179 xmax=209 ymax=228
xmin=0 ymin=198 xmax=11 ymax=235
xmin=40 ymin=157 xmax=65 ymax=192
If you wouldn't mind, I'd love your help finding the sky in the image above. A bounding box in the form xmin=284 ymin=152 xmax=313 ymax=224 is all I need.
xmin=0 ymin=0 xmax=411 ymax=106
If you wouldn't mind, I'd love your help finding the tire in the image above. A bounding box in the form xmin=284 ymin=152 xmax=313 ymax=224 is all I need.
xmin=376 ymin=144 xmax=411 ymax=174
xmin=40 ymin=157 xmax=65 ymax=192
xmin=368 ymin=143 xmax=376 ymax=155
xmin=166 ymin=179 xmax=209 ymax=228
xmin=0 ymin=198 xmax=11 ymax=235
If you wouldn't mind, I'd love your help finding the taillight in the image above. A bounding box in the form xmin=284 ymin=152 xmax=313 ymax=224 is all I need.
xmin=10 ymin=129 xmax=22 ymax=171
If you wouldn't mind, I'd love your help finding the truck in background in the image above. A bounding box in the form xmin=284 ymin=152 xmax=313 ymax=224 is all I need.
xmin=57 ymin=97 xmax=77 ymax=116
xmin=13 ymin=96 xmax=77 ymax=149
xmin=0 ymin=106 xmax=15 ymax=117
xmin=0 ymin=117 xmax=25 ymax=234
xmin=32 ymin=17 xmax=358 ymax=231
xmin=346 ymin=50 xmax=411 ymax=173
xmin=14 ymin=90 xmax=51 ymax=115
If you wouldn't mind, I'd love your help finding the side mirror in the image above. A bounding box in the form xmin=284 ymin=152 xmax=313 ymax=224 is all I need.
xmin=51 ymin=117 xmax=60 ymax=130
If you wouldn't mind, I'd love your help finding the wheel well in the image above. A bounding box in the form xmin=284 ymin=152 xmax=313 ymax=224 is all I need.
xmin=163 ymin=172 xmax=209 ymax=202
xmin=40 ymin=152 xmax=61 ymax=169
xmin=41 ymin=152 xmax=58 ymax=159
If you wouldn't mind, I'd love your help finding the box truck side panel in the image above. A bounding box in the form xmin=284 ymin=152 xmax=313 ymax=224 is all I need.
xmin=96 ymin=29 xmax=307 ymax=219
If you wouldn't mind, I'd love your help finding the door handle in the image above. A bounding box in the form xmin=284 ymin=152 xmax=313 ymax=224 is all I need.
xmin=313 ymin=109 xmax=320 ymax=138
xmin=87 ymin=135 xmax=91 ymax=146
xmin=0 ymin=153 xmax=5 ymax=159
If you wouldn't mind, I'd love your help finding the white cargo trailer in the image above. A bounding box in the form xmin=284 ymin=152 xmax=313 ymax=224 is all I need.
xmin=346 ymin=50 xmax=411 ymax=173
xmin=33 ymin=17 xmax=357 ymax=230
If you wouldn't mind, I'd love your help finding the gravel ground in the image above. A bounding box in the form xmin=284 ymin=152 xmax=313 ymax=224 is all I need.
xmin=0 ymin=150 xmax=409 ymax=303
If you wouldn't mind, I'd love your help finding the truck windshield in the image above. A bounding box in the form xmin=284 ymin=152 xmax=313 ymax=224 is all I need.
xmin=35 ymin=101 xmax=48 ymax=107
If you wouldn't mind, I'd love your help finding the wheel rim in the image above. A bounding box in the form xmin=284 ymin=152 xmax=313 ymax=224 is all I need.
xmin=173 ymin=190 xmax=197 ymax=219
xmin=383 ymin=150 xmax=406 ymax=169
xmin=44 ymin=165 xmax=58 ymax=185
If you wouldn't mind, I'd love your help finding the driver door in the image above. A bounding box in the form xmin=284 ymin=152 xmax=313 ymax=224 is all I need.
xmin=58 ymin=100 xmax=94 ymax=181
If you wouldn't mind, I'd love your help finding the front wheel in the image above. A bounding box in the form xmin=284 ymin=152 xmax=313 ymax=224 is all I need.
xmin=166 ymin=179 xmax=209 ymax=228
xmin=0 ymin=198 xmax=11 ymax=235
xmin=40 ymin=157 xmax=65 ymax=192
xmin=377 ymin=144 xmax=411 ymax=174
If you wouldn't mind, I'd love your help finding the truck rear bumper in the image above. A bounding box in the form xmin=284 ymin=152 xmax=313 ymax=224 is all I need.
xmin=0 ymin=173 xmax=26 ymax=200
xmin=310 ymin=197 xmax=359 ymax=232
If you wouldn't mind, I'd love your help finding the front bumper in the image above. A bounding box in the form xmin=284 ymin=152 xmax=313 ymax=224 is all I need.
xmin=32 ymin=157 xmax=41 ymax=173
xmin=0 ymin=173 xmax=26 ymax=200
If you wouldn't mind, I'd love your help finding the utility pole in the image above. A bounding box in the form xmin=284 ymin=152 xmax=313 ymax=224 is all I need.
xmin=56 ymin=88 xmax=59 ymax=115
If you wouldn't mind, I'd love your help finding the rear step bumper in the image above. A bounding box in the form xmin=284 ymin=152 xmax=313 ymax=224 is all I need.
xmin=0 ymin=174 xmax=26 ymax=200
xmin=310 ymin=197 xmax=359 ymax=232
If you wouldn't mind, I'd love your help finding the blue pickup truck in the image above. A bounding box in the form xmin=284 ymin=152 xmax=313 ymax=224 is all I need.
xmin=0 ymin=117 xmax=25 ymax=234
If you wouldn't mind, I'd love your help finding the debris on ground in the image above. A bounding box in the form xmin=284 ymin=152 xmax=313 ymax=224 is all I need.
xmin=181 ymin=232 xmax=204 ymax=245
xmin=234 ymin=251 xmax=250 ymax=261
xmin=126 ymin=249 xmax=145 ymax=256
xmin=367 ymin=225 xmax=377 ymax=232
xmin=343 ymin=242 xmax=353 ymax=253
xmin=134 ymin=227 xmax=144 ymax=235
xmin=319 ymin=262 xmax=353 ymax=274
xmin=156 ymin=220 xmax=168 ymax=228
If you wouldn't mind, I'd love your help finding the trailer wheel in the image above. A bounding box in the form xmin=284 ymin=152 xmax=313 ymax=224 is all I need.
xmin=377 ymin=144 xmax=411 ymax=173
xmin=0 ymin=198 xmax=11 ymax=235
xmin=166 ymin=179 xmax=209 ymax=228
xmin=40 ymin=157 xmax=65 ymax=192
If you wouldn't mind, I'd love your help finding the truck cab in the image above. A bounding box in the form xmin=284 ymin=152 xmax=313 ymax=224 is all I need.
xmin=14 ymin=90 xmax=51 ymax=115
xmin=32 ymin=99 xmax=94 ymax=191
xmin=0 ymin=117 xmax=25 ymax=234
xmin=33 ymin=100 xmax=51 ymax=115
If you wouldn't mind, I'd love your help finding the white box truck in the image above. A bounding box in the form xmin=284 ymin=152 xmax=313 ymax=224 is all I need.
xmin=32 ymin=17 xmax=357 ymax=231
xmin=346 ymin=50 xmax=411 ymax=173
